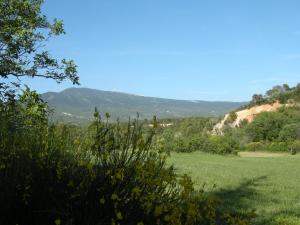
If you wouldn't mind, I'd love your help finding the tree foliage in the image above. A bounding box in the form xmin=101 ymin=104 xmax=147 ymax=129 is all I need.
xmin=245 ymin=112 xmax=286 ymax=142
xmin=0 ymin=0 xmax=79 ymax=88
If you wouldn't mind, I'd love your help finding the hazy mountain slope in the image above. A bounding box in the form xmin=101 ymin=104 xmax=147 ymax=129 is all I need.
xmin=42 ymin=88 xmax=245 ymax=122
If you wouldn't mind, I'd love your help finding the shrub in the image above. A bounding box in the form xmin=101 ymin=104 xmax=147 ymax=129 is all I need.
xmin=245 ymin=142 xmax=265 ymax=152
xmin=164 ymin=134 xmax=240 ymax=155
xmin=245 ymin=142 xmax=289 ymax=152
xmin=226 ymin=111 xmax=238 ymax=124
xmin=208 ymin=135 xmax=240 ymax=154
xmin=266 ymin=142 xmax=289 ymax=152
xmin=289 ymin=140 xmax=300 ymax=155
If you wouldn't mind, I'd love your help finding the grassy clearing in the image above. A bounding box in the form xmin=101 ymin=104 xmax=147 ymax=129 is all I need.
xmin=168 ymin=152 xmax=300 ymax=225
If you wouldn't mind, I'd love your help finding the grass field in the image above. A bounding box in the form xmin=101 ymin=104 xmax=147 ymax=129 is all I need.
xmin=168 ymin=152 xmax=300 ymax=225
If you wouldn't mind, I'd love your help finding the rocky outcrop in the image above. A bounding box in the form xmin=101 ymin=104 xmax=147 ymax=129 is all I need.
xmin=213 ymin=101 xmax=289 ymax=133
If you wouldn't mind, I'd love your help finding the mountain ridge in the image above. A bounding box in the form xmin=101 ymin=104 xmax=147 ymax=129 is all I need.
xmin=42 ymin=87 xmax=245 ymax=122
xmin=48 ymin=87 xmax=244 ymax=102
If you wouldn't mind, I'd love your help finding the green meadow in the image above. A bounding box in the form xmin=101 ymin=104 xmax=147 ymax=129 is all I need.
xmin=169 ymin=152 xmax=300 ymax=225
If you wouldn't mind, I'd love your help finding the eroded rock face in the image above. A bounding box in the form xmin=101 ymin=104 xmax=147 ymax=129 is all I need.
xmin=213 ymin=101 xmax=287 ymax=133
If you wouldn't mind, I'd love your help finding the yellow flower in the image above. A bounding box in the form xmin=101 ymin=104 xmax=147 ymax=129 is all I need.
xmin=111 ymin=193 xmax=118 ymax=201
xmin=100 ymin=197 xmax=105 ymax=204
xmin=116 ymin=212 xmax=123 ymax=220
xmin=54 ymin=219 xmax=61 ymax=225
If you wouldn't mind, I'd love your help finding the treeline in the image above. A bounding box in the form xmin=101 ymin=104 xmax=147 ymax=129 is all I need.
xmin=152 ymin=117 xmax=240 ymax=154
xmin=228 ymin=106 xmax=300 ymax=154
xmin=240 ymin=83 xmax=300 ymax=109
xmin=153 ymin=83 xmax=300 ymax=155
xmin=229 ymin=83 xmax=300 ymax=154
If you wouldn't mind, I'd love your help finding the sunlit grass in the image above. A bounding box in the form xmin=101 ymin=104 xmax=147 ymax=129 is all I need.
xmin=169 ymin=152 xmax=300 ymax=225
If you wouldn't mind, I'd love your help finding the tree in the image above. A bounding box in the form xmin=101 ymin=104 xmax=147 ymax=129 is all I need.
xmin=245 ymin=112 xmax=285 ymax=141
xmin=283 ymin=84 xmax=290 ymax=91
xmin=279 ymin=123 xmax=300 ymax=141
xmin=226 ymin=111 xmax=237 ymax=124
xmin=0 ymin=0 xmax=79 ymax=88
xmin=250 ymin=94 xmax=265 ymax=105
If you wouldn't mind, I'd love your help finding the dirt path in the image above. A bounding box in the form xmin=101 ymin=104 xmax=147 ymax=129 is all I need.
xmin=238 ymin=151 xmax=290 ymax=158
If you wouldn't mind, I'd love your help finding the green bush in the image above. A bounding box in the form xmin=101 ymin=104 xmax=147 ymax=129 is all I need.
xmin=164 ymin=134 xmax=239 ymax=155
xmin=175 ymin=134 xmax=241 ymax=155
xmin=226 ymin=111 xmax=238 ymax=124
xmin=245 ymin=142 xmax=265 ymax=152
xmin=266 ymin=142 xmax=289 ymax=152
xmin=173 ymin=136 xmax=211 ymax=153
xmin=244 ymin=142 xmax=289 ymax=152
xmin=289 ymin=140 xmax=300 ymax=155
xmin=208 ymin=135 xmax=240 ymax=154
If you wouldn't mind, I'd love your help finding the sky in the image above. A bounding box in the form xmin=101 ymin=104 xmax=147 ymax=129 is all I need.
xmin=20 ymin=0 xmax=300 ymax=101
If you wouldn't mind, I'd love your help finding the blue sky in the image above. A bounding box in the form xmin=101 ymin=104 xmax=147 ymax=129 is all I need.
xmin=21 ymin=0 xmax=300 ymax=101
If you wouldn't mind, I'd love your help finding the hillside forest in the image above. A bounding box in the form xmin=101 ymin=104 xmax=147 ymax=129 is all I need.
xmin=156 ymin=83 xmax=300 ymax=155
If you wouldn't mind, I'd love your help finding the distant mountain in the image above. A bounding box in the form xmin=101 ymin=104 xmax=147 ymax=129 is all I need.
xmin=42 ymin=88 xmax=245 ymax=122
